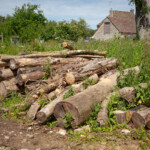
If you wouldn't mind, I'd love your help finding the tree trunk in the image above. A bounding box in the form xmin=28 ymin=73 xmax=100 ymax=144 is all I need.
xmin=135 ymin=0 xmax=150 ymax=39
xmin=0 ymin=78 xmax=19 ymax=99
xmin=132 ymin=108 xmax=150 ymax=128
xmin=0 ymin=69 xmax=14 ymax=81
xmin=17 ymin=71 xmax=46 ymax=86
xmin=53 ymin=70 xmax=120 ymax=128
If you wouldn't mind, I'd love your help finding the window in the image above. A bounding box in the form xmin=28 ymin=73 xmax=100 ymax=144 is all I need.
xmin=104 ymin=22 xmax=110 ymax=34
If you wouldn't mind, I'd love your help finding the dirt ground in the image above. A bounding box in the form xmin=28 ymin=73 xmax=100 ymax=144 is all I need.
xmin=0 ymin=113 xmax=149 ymax=150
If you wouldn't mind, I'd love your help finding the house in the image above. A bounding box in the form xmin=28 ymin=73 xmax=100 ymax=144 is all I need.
xmin=92 ymin=9 xmax=136 ymax=40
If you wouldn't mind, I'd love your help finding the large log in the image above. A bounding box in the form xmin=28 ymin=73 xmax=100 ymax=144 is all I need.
xmin=0 ymin=69 xmax=14 ymax=81
xmin=17 ymin=71 xmax=46 ymax=86
xmin=113 ymin=110 xmax=127 ymax=124
xmin=132 ymin=108 xmax=150 ymax=129
xmin=53 ymin=70 xmax=120 ymax=128
xmin=0 ymin=78 xmax=19 ymax=99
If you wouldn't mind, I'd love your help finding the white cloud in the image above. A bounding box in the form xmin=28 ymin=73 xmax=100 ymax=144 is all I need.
xmin=0 ymin=0 xmax=135 ymax=29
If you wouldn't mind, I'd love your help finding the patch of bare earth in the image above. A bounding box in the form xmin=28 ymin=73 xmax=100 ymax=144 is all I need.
xmin=0 ymin=113 xmax=146 ymax=150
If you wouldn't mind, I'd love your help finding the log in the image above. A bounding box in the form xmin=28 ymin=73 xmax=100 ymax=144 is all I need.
xmin=36 ymin=90 xmax=68 ymax=123
xmin=65 ymin=72 xmax=75 ymax=85
xmin=0 ymin=78 xmax=19 ymax=99
xmin=27 ymin=100 xmax=41 ymax=120
xmin=132 ymin=108 xmax=150 ymax=128
xmin=9 ymin=57 xmax=60 ymax=70
xmin=113 ymin=110 xmax=127 ymax=124
xmin=118 ymin=87 xmax=136 ymax=104
xmin=17 ymin=71 xmax=46 ymax=86
xmin=64 ymin=58 xmax=117 ymax=82
xmin=73 ymin=55 xmax=104 ymax=59
xmin=0 ymin=69 xmax=14 ymax=81
xmin=1 ymin=50 xmax=107 ymax=61
xmin=17 ymin=66 xmax=44 ymax=75
xmin=62 ymin=42 xmax=75 ymax=50
xmin=97 ymin=92 xmax=115 ymax=126
xmin=53 ymin=70 xmax=120 ymax=128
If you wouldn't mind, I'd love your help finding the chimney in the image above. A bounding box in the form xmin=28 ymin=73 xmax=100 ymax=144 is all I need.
xmin=109 ymin=8 xmax=113 ymax=17
xmin=130 ymin=9 xmax=134 ymax=14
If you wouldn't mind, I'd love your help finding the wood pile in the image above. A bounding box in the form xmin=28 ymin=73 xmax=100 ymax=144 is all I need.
xmin=0 ymin=49 xmax=150 ymax=130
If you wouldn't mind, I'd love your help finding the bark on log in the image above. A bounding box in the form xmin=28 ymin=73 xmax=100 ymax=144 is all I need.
xmin=0 ymin=78 xmax=19 ymax=99
xmin=53 ymin=70 xmax=120 ymax=128
xmin=73 ymin=55 xmax=104 ymax=59
xmin=132 ymin=108 xmax=150 ymax=129
xmin=17 ymin=71 xmax=46 ymax=86
xmin=17 ymin=66 xmax=44 ymax=75
xmin=113 ymin=110 xmax=127 ymax=124
xmin=0 ymin=69 xmax=14 ymax=81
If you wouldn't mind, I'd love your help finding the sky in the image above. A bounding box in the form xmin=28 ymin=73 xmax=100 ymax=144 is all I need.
xmin=0 ymin=0 xmax=135 ymax=29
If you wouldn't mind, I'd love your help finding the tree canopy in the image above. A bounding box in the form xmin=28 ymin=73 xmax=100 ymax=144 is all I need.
xmin=0 ymin=3 xmax=94 ymax=43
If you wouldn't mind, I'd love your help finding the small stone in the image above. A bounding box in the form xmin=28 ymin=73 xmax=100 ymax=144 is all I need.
xmin=20 ymin=149 xmax=29 ymax=150
xmin=20 ymin=132 xmax=23 ymax=135
xmin=48 ymin=131 xmax=53 ymax=134
xmin=121 ymin=129 xmax=131 ymax=135
xmin=26 ymin=134 xmax=34 ymax=139
xmin=74 ymin=125 xmax=91 ymax=134
xmin=4 ymin=136 xmax=10 ymax=140
xmin=22 ymin=139 xmax=27 ymax=143
xmin=57 ymin=129 xmax=67 ymax=136
xmin=27 ymin=127 xmax=32 ymax=131
xmin=35 ymin=148 xmax=41 ymax=150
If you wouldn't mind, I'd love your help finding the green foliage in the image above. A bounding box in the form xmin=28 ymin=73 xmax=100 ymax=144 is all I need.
xmin=129 ymin=0 xmax=150 ymax=14
xmin=46 ymin=121 xmax=58 ymax=128
xmin=63 ymin=87 xmax=75 ymax=100
xmin=86 ymin=104 xmax=101 ymax=131
xmin=135 ymin=84 xmax=150 ymax=106
xmin=62 ymin=112 xmax=73 ymax=129
xmin=11 ymin=3 xmax=47 ymax=42
xmin=43 ymin=59 xmax=51 ymax=79
xmin=107 ymin=94 xmax=128 ymax=125
xmin=132 ymin=127 xmax=146 ymax=140
xmin=38 ymin=97 xmax=50 ymax=109
xmin=0 ymin=91 xmax=26 ymax=120
xmin=83 ymin=78 xmax=98 ymax=90
xmin=1 ymin=91 xmax=24 ymax=108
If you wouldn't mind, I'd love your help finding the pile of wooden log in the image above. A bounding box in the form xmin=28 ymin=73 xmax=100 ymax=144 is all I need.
xmin=0 ymin=49 xmax=149 ymax=130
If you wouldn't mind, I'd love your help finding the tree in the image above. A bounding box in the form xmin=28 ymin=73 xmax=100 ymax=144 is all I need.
xmin=129 ymin=0 xmax=150 ymax=39
xmin=11 ymin=3 xmax=47 ymax=42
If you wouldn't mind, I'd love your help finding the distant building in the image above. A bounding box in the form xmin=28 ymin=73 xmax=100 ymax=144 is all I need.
xmin=92 ymin=9 xmax=136 ymax=40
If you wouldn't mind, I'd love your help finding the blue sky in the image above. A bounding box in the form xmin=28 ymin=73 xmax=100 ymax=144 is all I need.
xmin=0 ymin=0 xmax=135 ymax=29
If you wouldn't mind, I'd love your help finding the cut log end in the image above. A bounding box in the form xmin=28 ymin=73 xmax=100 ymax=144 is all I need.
xmin=36 ymin=112 xmax=48 ymax=123
xmin=65 ymin=72 xmax=75 ymax=85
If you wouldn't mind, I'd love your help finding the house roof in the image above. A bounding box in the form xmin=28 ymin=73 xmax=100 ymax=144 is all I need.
xmin=108 ymin=17 xmax=136 ymax=34
xmin=97 ymin=10 xmax=136 ymax=34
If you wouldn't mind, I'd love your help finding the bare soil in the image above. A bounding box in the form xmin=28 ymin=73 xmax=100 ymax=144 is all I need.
xmin=0 ymin=113 xmax=149 ymax=150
